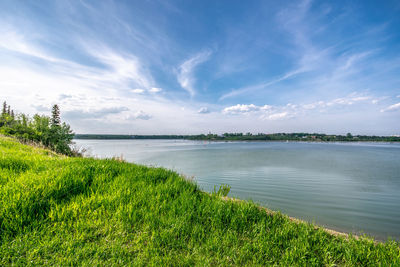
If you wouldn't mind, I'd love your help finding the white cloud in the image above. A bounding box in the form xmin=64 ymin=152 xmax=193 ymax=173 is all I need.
xmin=198 ymin=107 xmax=210 ymax=114
xmin=326 ymin=95 xmax=372 ymax=107
xmin=300 ymin=94 xmax=380 ymax=114
xmin=177 ymin=50 xmax=211 ymax=96
xmin=132 ymin=88 xmax=161 ymax=94
xmin=222 ymin=104 xmax=273 ymax=115
xmin=350 ymin=96 xmax=370 ymax=102
xmin=131 ymin=89 xmax=145 ymax=94
xmin=222 ymin=103 xmax=293 ymax=120
xmin=302 ymin=101 xmax=326 ymax=110
xmin=223 ymin=104 xmax=260 ymax=114
xmin=380 ymin=102 xmax=400 ymax=112
xmin=149 ymin=87 xmax=162 ymax=93
xmin=263 ymin=112 xmax=290 ymax=120
xmin=130 ymin=110 xmax=152 ymax=120
xmin=63 ymin=107 xmax=129 ymax=119
xmin=286 ymin=103 xmax=298 ymax=109
xmin=221 ymin=104 xmax=286 ymax=120
xmin=222 ymin=94 xmax=381 ymax=122
xmin=225 ymin=105 xmax=292 ymax=120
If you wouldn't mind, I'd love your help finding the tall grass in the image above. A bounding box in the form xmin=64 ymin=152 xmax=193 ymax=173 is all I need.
xmin=0 ymin=136 xmax=399 ymax=265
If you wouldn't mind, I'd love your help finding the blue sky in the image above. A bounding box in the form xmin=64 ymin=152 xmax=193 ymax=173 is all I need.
xmin=0 ymin=0 xmax=399 ymax=134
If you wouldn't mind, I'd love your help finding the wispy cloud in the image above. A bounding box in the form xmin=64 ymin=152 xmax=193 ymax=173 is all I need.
xmin=222 ymin=103 xmax=294 ymax=121
xmin=0 ymin=23 xmax=163 ymax=107
xmin=149 ymin=87 xmax=162 ymax=93
xmin=218 ymin=0 xmax=391 ymax=105
xmin=338 ymin=51 xmax=373 ymax=72
xmin=262 ymin=112 xmax=291 ymax=120
xmin=222 ymin=104 xmax=270 ymax=115
xmin=132 ymin=87 xmax=162 ymax=95
xmin=177 ymin=50 xmax=212 ymax=96
xmin=0 ymin=26 xmax=63 ymax=63
xmin=380 ymin=102 xmax=400 ymax=112
xmin=302 ymin=94 xmax=375 ymax=110
xmin=128 ymin=110 xmax=152 ymax=120
xmin=219 ymin=0 xmax=326 ymax=101
xmin=198 ymin=107 xmax=210 ymax=114
xmin=222 ymin=93 xmax=383 ymax=121
xmin=219 ymin=68 xmax=305 ymax=100
xmin=64 ymin=106 xmax=129 ymax=120
xmin=79 ymin=40 xmax=155 ymax=91
xmin=131 ymin=89 xmax=145 ymax=94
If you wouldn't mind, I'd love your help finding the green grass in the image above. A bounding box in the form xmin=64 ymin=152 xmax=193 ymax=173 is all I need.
xmin=0 ymin=136 xmax=399 ymax=266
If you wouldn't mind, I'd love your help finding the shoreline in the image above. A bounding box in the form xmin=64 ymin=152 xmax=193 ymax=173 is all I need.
xmin=74 ymin=138 xmax=400 ymax=145
xmin=220 ymin=195 xmax=365 ymax=242
xmin=220 ymin=195 xmax=400 ymax=243
xmin=73 ymin=133 xmax=400 ymax=143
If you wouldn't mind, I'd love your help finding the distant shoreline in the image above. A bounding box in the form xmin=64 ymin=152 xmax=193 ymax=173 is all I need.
xmin=74 ymin=133 xmax=400 ymax=142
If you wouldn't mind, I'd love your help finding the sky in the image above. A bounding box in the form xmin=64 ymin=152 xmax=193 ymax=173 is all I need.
xmin=0 ymin=0 xmax=399 ymax=135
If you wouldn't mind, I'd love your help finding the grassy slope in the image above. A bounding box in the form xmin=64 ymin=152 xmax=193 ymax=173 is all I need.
xmin=0 ymin=136 xmax=399 ymax=266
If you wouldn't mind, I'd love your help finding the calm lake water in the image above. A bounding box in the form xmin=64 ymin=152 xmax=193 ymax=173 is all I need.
xmin=74 ymin=139 xmax=400 ymax=240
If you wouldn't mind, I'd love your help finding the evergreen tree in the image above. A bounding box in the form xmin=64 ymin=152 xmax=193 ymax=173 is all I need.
xmin=7 ymin=105 xmax=10 ymax=115
xmin=11 ymin=110 xmax=14 ymax=118
xmin=51 ymin=104 xmax=61 ymax=127
xmin=2 ymin=101 xmax=6 ymax=115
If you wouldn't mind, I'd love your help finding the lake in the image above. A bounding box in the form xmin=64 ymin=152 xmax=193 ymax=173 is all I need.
xmin=74 ymin=139 xmax=400 ymax=240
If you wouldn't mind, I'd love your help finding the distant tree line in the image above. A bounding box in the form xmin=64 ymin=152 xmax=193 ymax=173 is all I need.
xmin=0 ymin=101 xmax=75 ymax=155
xmin=187 ymin=132 xmax=400 ymax=142
xmin=74 ymin=132 xmax=400 ymax=142
xmin=75 ymin=134 xmax=189 ymax=140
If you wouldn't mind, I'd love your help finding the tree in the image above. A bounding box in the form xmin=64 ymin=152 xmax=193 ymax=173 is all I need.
xmin=53 ymin=122 xmax=74 ymax=155
xmin=48 ymin=104 xmax=75 ymax=155
xmin=2 ymin=101 xmax=6 ymax=115
xmin=51 ymin=104 xmax=61 ymax=127
xmin=7 ymin=105 xmax=10 ymax=115
xmin=31 ymin=114 xmax=51 ymax=146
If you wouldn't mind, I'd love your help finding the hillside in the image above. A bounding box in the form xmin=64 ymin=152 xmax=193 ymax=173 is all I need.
xmin=0 ymin=136 xmax=399 ymax=265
